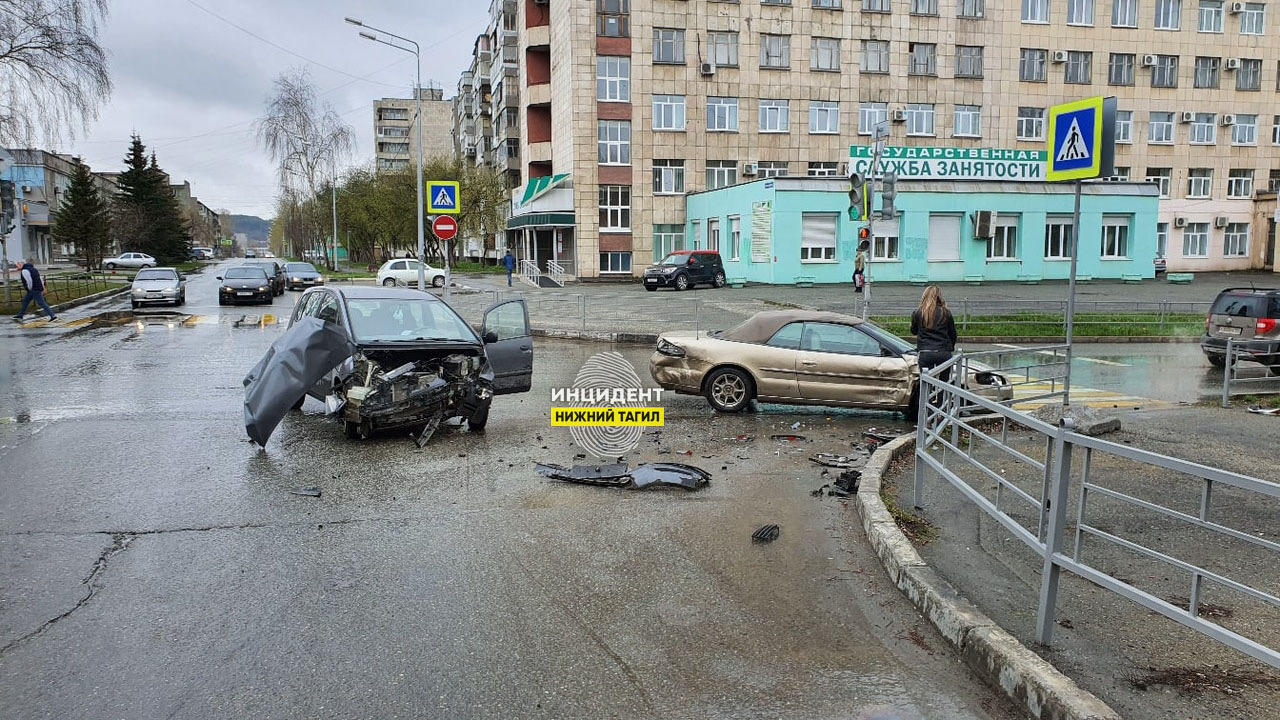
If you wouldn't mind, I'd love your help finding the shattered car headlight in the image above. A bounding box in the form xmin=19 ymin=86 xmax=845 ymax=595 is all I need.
xmin=974 ymin=371 xmax=1006 ymax=386
xmin=656 ymin=338 xmax=685 ymax=357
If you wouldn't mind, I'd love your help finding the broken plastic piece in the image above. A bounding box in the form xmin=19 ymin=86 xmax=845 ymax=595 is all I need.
xmin=535 ymin=462 xmax=631 ymax=487
xmin=810 ymin=453 xmax=860 ymax=469
xmin=752 ymin=524 xmax=780 ymax=543
xmin=629 ymin=463 xmax=711 ymax=491
xmin=770 ymin=434 xmax=806 ymax=442
xmin=1247 ymin=406 xmax=1280 ymax=416
xmin=289 ymin=486 xmax=322 ymax=497
xmin=834 ymin=470 xmax=861 ymax=494
xmin=414 ymin=414 xmax=444 ymax=448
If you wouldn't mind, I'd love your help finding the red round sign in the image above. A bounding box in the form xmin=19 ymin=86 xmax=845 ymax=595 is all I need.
xmin=432 ymin=215 xmax=458 ymax=241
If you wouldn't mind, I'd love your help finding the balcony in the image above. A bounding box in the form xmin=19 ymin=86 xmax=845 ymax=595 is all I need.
xmin=524 ymin=83 xmax=550 ymax=106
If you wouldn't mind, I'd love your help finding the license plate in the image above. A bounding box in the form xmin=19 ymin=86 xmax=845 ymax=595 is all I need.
xmin=645 ymin=278 xmax=658 ymax=283
xmin=1220 ymin=326 xmax=1242 ymax=336
xmin=147 ymin=293 xmax=162 ymax=298
xmin=237 ymin=291 xmax=252 ymax=296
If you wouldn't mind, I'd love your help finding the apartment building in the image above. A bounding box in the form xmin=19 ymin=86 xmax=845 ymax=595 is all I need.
xmin=373 ymin=87 xmax=455 ymax=171
xmin=453 ymin=0 xmax=525 ymax=188
xmin=489 ymin=0 xmax=1279 ymax=280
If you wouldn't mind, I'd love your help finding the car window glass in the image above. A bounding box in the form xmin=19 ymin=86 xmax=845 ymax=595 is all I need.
xmin=688 ymin=256 xmax=699 ymax=265
xmin=406 ymin=261 xmax=423 ymax=270
xmin=298 ymin=292 xmax=322 ymax=318
xmin=1211 ymin=295 xmax=1264 ymax=317
xmin=315 ymin=294 xmax=341 ymax=324
xmin=765 ymin=322 xmax=803 ymax=349
xmin=225 ymin=268 xmax=267 ymax=279
xmin=346 ymin=298 xmax=475 ymax=342
xmin=389 ymin=261 xmax=404 ymax=271
xmin=801 ymin=323 xmax=883 ymax=356
xmin=486 ymin=302 xmax=528 ymax=341
xmin=1270 ymin=298 xmax=1280 ymax=319
xmin=135 ymin=269 xmax=176 ymax=281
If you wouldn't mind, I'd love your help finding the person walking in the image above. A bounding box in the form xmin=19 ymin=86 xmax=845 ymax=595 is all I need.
xmin=853 ymin=240 xmax=869 ymax=293
xmin=11 ymin=259 xmax=57 ymax=323
xmin=910 ymin=285 xmax=957 ymax=382
xmin=503 ymin=250 xmax=515 ymax=287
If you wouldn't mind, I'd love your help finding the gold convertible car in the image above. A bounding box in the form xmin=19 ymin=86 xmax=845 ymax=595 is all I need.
xmin=650 ymin=310 xmax=1013 ymax=418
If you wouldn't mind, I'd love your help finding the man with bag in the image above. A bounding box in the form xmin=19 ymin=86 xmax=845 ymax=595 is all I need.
xmin=11 ymin=259 xmax=57 ymax=322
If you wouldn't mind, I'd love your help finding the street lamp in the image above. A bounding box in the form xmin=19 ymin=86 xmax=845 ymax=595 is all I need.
xmin=346 ymin=16 xmax=435 ymax=295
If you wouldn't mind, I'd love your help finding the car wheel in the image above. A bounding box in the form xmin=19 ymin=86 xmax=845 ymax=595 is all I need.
xmin=713 ymin=271 xmax=726 ymax=288
xmin=344 ymin=421 xmax=362 ymax=440
xmin=1206 ymin=354 xmax=1226 ymax=368
xmin=904 ymin=384 xmax=921 ymax=422
xmin=645 ymin=285 xmax=657 ymax=292
xmin=382 ymin=278 xmax=397 ymax=287
xmin=131 ymin=301 xmax=139 ymax=310
xmin=432 ymin=275 xmax=445 ymax=288
xmin=106 ymin=263 xmax=116 ymax=270
xmin=704 ymin=367 xmax=753 ymax=413
xmin=468 ymin=402 xmax=490 ymax=431
xmin=291 ymin=394 xmax=306 ymax=411
xmin=674 ymin=273 xmax=690 ymax=291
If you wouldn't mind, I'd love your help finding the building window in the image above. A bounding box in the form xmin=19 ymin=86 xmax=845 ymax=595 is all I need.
xmin=1109 ymin=53 xmax=1135 ymax=85
xmin=597 ymin=0 xmax=630 ymax=36
xmin=953 ymin=105 xmax=981 ymax=137
xmin=378 ymin=158 xmax=408 ymax=171
xmin=378 ymin=142 xmax=409 ymax=154
xmin=1271 ymin=169 xmax=1280 ymax=193
xmin=378 ymin=107 xmax=409 ymax=121
xmin=1045 ymin=217 xmax=1074 ymax=259
xmin=1155 ymin=0 xmax=1182 ymax=28
xmin=1149 ymin=111 xmax=1174 ymax=143
xmin=810 ymin=101 xmax=839 ymax=134
xmin=653 ymin=225 xmax=685 ymax=260
xmin=1239 ymin=2 xmax=1265 ymax=33
xmin=1156 ymin=222 xmax=1168 ymax=257
xmin=800 ymin=213 xmax=838 ymax=262
xmin=599 ymin=251 xmax=632 ymax=273
xmin=653 ymin=159 xmax=684 ymax=194
xmin=1227 ymin=169 xmax=1254 ymax=198
xmin=911 ymin=0 xmax=939 ymax=14
xmin=1190 ymin=113 xmax=1216 ymax=144
xmin=1193 ymin=57 xmax=1220 ymax=88
xmin=706 ymin=160 xmax=737 ymax=190
xmin=1023 ymin=0 xmax=1049 ymax=22
xmin=808 ymin=161 xmax=840 ymax=176
xmin=1146 ymin=167 xmax=1172 ymax=196
xmin=1183 ymin=223 xmax=1209 ymax=257
xmin=1017 ymin=107 xmax=1045 ymax=140
xmin=1112 ymin=166 xmax=1131 ymax=180
xmin=759 ymin=99 xmax=790 ymax=133
xmin=1237 ymin=59 xmax=1262 ymax=91
xmin=958 ymin=0 xmax=985 ymax=17
xmin=1065 ymin=51 xmax=1092 ymax=83
xmin=757 ymin=161 xmax=789 ymax=178
xmin=1233 ymin=115 xmax=1258 ymax=145
xmin=812 ymin=37 xmax=841 ymax=71
xmin=988 ymin=215 xmax=1018 ymax=259
xmin=709 ymin=31 xmax=739 ymax=67
xmin=378 ymin=126 xmax=409 ymax=137
xmin=859 ymin=102 xmax=888 ymax=134
xmin=1188 ymin=168 xmax=1213 ymax=197
xmin=861 ymin=40 xmax=890 ymax=73
xmin=761 ymin=34 xmax=791 ymax=69
xmin=1197 ymin=0 xmax=1223 ymax=31
xmin=707 ymin=97 xmax=739 ymax=132
xmin=1115 ymin=110 xmax=1133 ymax=143
xmin=597 ymin=120 xmax=631 ymax=165
xmin=956 ymin=46 xmax=984 ymax=78
xmin=1020 ymin=48 xmax=1047 ymax=82
xmin=908 ymin=43 xmax=937 ymax=75
xmin=1068 ymin=0 xmax=1095 ymax=24
xmin=1151 ymin=55 xmax=1178 ymax=87
xmin=706 ymin=218 xmax=720 ymax=252
xmin=872 ymin=231 xmax=899 ymax=260
xmin=1112 ymin=0 xmax=1138 ymax=25
xmin=813 ymin=0 xmax=842 ymax=7
xmin=653 ymin=95 xmax=686 ymax=131
xmin=596 ymin=56 xmax=630 ymax=101
xmin=599 ymin=186 xmax=631 ymax=230
xmin=927 ymin=214 xmax=962 ymax=261
xmin=690 ymin=220 xmax=701 ymax=249
xmin=1223 ymin=223 xmax=1250 ymax=257
xmin=653 ymin=28 xmax=685 ymax=64
xmin=905 ymin=103 xmax=935 ymax=136
xmin=728 ymin=216 xmax=741 ymax=261
xmin=864 ymin=0 xmax=890 ymax=11
xmin=1100 ymin=215 xmax=1130 ymax=258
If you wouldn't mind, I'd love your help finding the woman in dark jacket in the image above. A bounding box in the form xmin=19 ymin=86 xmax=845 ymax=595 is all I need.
xmin=910 ymin=285 xmax=958 ymax=382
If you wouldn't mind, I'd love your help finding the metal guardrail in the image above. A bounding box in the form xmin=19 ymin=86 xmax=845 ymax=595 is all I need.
xmin=1221 ymin=338 xmax=1280 ymax=407
xmin=546 ymin=260 xmax=566 ymax=288
xmin=949 ymin=345 xmax=1071 ymax=409
xmin=914 ymin=354 xmax=1280 ymax=670
xmin=518 ymin=259 xmax=540 ymax=288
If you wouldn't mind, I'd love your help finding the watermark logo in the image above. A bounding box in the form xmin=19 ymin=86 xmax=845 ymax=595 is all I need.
xmin=549 ymin=352 xmax=664 ymax=457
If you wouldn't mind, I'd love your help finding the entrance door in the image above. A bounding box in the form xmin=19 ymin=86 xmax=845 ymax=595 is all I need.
xmin=1267 ymin=219 xmax=1277 ymax=270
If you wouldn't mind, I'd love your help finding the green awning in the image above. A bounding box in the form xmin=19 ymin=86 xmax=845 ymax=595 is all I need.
xmin=519 ymin=173 xmax=571 ymax=206
xmin=507 ymin=212 xmax=575 ymax=229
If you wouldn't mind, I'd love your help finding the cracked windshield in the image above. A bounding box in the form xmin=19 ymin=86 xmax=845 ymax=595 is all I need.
xmin=2 ymin=0 xmax=1278 ymax=718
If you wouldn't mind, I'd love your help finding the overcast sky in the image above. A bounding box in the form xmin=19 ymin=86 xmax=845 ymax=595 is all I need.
xmin=65 ymin=0 xmax=488 ymax=219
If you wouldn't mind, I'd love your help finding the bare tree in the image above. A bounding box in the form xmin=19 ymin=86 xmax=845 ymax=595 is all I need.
xmin=0 ymin=0 xmax=112 ymax=147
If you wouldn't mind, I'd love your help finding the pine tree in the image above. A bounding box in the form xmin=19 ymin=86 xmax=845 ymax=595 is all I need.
xmin=112 ymin=135 xmax=191 ymax=263
xmin=51 ymin=161 xmax=112 ymax=272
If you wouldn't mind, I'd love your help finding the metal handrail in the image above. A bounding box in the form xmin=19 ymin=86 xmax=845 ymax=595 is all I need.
xmin=546 ymin=260 xmax=566 ymax=287
xmin=1221 ymin=337 xmax=1279 ymax=407
xmin=518 ymin=259 xmax=540 ymax=288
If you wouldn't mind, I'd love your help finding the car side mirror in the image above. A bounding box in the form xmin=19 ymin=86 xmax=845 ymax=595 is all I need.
xmin=215 ymin=276 xmax=222 ymax=281
xmin=483 ymin=330 xmax=499 ymax=344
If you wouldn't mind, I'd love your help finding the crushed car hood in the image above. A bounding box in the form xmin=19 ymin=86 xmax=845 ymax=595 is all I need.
xmin=243 ymin=317 xmax=355 ymax=446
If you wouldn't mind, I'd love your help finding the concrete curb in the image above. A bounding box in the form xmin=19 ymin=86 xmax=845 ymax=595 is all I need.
xmin=855 ymin=434 xmax=1120 ymax=720
xmin=45 ymin=285 xmax=130 ymax=314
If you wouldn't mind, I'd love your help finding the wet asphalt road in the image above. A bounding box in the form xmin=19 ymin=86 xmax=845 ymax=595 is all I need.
xmin=0 ymin=263 xmax=1020 ymax=719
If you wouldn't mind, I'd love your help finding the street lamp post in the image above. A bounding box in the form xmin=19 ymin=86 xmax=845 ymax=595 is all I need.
xmin=346 ymin=16 xmax=430 ymax=294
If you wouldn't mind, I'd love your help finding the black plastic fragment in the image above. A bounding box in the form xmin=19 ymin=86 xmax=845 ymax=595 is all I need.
xmin=629 ymin=463 xmax=711 ymax=491
xmin=752 ymin=524 xmax=781 ymax=543
xmin=289 ymin=486 xmax=322 ymax=497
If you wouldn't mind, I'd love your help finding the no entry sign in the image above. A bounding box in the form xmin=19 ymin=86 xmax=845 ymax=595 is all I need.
xmin=432 ymin=215 xmax=458 ymax=241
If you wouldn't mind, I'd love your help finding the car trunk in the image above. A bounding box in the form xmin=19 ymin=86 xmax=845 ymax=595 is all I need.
xmin=1208 ymin=294 xmax=1280 ymax=342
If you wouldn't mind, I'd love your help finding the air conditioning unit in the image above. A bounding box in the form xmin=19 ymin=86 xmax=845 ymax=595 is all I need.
xmin=1180 ymin=111 xmax=1195 ymax=123
xmin=700 ymin=61 xmax=716 ymax=76
xmin=1173 ymin=216 xmax=1188 ymax=228
xmin=973 ymin=210 xmax=996 ymax=239
xmin=1225 ymin=58 xmax=1241 ymax=70
xmin=1215 ymin=216 xmax=1230 ymax=228
xmin=1141 ymin=54 xmax=1158 ymax=67
xmin=891 ymin=109 xmax=907 ymax=122
xmin=1051 ymin=50 xmax=1069 ymax=63
xmin=742 ymin=163 xmax=758 ymax=176
xmin=1221 ymin=114 xmax=1237 ymax=126
xmin=465 ymin=145 xmax=477 ymax=157
xmin=1229 ymin=1 xmax=1246 ymax=12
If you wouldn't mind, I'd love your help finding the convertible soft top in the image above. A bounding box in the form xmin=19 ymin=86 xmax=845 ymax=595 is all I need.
xmin=719 ymin=310 xmax=865 ymax=344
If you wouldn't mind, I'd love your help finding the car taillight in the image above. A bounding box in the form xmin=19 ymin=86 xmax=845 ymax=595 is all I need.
xmin=1206 ymin=313 xmax=1211 ymax=334
xmin=1258 ymin=318 xmax=1277 ymax=334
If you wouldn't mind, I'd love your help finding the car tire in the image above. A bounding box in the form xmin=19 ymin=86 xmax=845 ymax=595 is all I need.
xmin=1207 ymin=354 xmax=1226 ymax=368
xmin=344 ymin=420 xmax=362 ymax=440
xmin=674 ymin=273 xmax=690 ymax=291
xmin=432 ymin=275 xmax=445 ymax=288
xmin=106 ymin=263 xmax=116 ymax=270
xmin=177 ymin=293 xmax=185 ymax=307
xmin=383 ymin=278 xmax=397 ymax=287
xmin=713 ymin=271 xmax=726 ymax=288
xmin=468 ymin=403 xmax=490 ymax=431
xmin=131 ymin=301 xmax=139 ymax=310
xmin=904 ymin=384 xmax=921 ymax=423
xmin=645 ymin=285 xmax=657 ymax=292
xmin=291 ymin=394 xmax=306 ymax=411
xmin=704 ymin=367 xmax=753 ymax=413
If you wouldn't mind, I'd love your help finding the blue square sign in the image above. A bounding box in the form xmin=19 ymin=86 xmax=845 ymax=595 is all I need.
xmin=427 ymin=181 xmax=460 ymax=214
xmin=1046 ymin=96 xmax=1114 ymax=182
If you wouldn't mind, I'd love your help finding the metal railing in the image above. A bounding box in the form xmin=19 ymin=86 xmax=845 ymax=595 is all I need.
xmin=2 ymin=272 xmax=120 ymax=310
xmin=546 ymin=260 xmax=566 ymax=287
xmin=951 ymin=344 xmax=1070 ymax=409
xmin=1221 ymin=338 xmax=1280 ymax=407
xmin=518 ymin=259 xmax=540 ymax=288
xmin=858 ymin=299 xmax=1209 ymax=336
xmin=914 ymin=355 xmax=1280 ymax=670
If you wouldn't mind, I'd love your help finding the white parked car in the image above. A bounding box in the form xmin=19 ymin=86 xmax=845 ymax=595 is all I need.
xmin=104 ymin=252 xmax=156 ymax=270
xmin=376 ymin=259 xmax=446 ymax=288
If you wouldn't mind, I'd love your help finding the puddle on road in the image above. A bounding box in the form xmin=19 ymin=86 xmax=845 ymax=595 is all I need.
xmin=55 ymin=311 xmax=284 ymax=335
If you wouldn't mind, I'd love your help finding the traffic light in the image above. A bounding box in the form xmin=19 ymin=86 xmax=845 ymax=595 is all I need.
xmin=0 ymin=180 xmax=13 ymax=219
xmin=880 ymin=171 xmax=897 ymax=219
xmin=848 ymin=173 xmax=868 ymax=221
xmin=858 ymin=227 xmax=871 ymax=241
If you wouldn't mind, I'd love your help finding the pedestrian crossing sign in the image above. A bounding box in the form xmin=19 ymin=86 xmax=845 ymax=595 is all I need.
xmin=1046 ymin=96 xmax=1116 ymax=182
xmin=426 ymin=181 xmax=460 ymax=214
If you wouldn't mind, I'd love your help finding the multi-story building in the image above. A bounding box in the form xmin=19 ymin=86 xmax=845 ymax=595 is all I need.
xmin=374 ymin=87 xmax=454 ymax=171
xmin=1 ymin=149 xmax=118 ymax=264
xmin=493 ymin=0 xmax=1277 ymax=281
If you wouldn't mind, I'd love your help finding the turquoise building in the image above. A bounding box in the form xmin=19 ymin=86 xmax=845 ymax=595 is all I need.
xmin=681 ymin=177 xmax=1160 ymax=285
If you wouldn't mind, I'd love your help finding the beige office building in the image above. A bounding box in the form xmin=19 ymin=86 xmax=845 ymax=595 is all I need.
xmin=373 ymin=87 xmax=455 ymax=171
xmin=504 ymin=0 xmax=1278 ymax=279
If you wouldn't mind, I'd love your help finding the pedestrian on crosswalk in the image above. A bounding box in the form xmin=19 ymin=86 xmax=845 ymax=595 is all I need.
xmin=11 ymin=259 xmax=57 ymax=323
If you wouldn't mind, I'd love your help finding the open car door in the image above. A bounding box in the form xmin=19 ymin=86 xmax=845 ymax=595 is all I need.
xmin=482 ymin=299 xmax=533 ymax=394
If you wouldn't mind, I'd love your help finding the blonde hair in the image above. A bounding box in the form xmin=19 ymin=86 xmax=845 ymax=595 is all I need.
xmin=919 ymin=285 xmax=948 ymax=329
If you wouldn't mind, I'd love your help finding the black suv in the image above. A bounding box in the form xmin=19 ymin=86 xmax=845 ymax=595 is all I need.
xmin=1202 ymin=287 xmax=1280 ymax=374
xmin=643 ymin=250 xmax=727 ymax=291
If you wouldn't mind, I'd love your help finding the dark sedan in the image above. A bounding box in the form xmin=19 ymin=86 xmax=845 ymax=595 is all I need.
xmin=218 ymin=266 xmax=273 ymax=305
xmin=244 ymin=259 xmax=286 ymax=295
xmin=284 ymin=261 xmax=325 ymax=291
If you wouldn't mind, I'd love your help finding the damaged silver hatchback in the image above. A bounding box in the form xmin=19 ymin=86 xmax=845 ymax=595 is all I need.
xmin=244 ymin=285 xmax=532 ymax=445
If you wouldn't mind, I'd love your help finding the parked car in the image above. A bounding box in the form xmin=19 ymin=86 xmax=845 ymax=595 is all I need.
xmin=192 ymin=247 xmax=215 ymax=260
xmin=284 ymin=261 xmax=325 ymax=291
xmin=103 ymin=252 xmax=156 ymax=270
xmin=650 ymin=309 xmax=1012 ymax=417
xmin=264 ymin=286 xmax=532 ymax=441
xmin=130 ymin=267 xmax=185 ymax=309
xmin=217 ymin=266 xmax=273 ymax=305
xmin=244 ymin=259 xmax=286 ymax=295
xmin=244 ymin=249 xmax=258 ymax=258
xmin=1153 ymin=256 xmax=1167 ymax=275
xmin=1201 ymin=287 xmax=1280 ymax=374
xmin=643 ymin=250 xmax=726 ymax=291
xmin=376 ymin=258 xmax=447 ymax=288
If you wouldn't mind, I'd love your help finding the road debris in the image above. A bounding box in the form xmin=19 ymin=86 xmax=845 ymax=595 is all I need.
xmin=809 ymin=453 xmax=861 ymax=469
xmin=630 ymin=463 xmax=711 ymax=491
xmin=1247 ymin=406 xmax=1280 ymax=416
xmin=770 ymin=434 xmax=807 ymax=442
xmin=534 ymin=462 xmax=709 ymax=491
xmin=751 ymin=524 xmax=781 ymax=543
xmin=1029 ymin=404 xmax=1121 ymax=436
xmin=289 ymin=486 xmax=322 ymax=497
